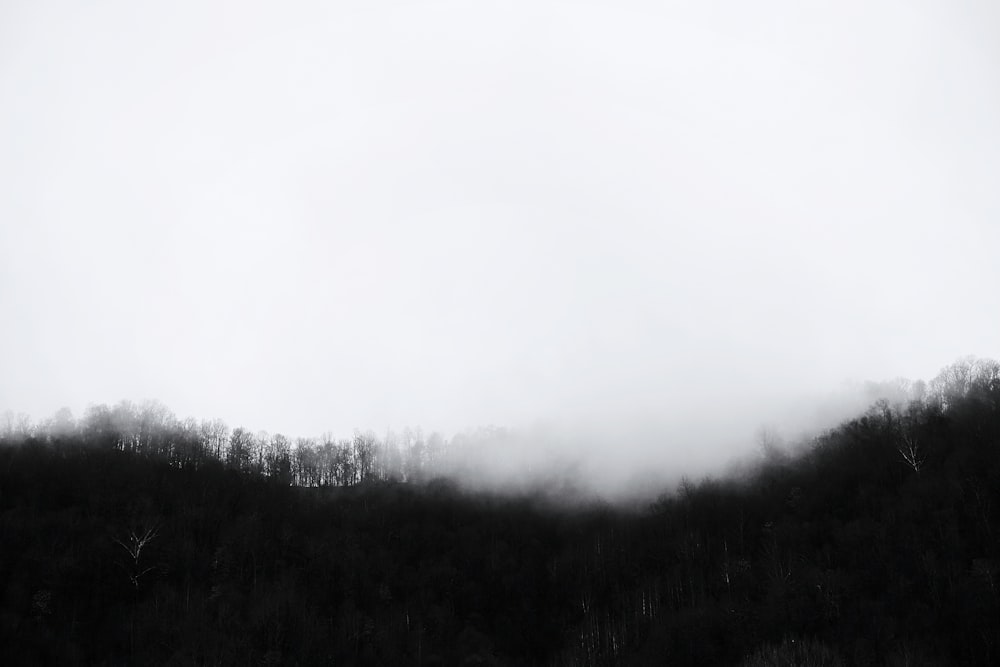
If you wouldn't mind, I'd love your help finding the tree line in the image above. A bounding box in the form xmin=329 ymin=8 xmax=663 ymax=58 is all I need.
xmin=1 ymin=401 xmax=450 ymax=487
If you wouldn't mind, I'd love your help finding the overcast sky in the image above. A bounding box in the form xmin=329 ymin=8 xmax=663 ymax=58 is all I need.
xmin=2 ymin=0 xmax=999 ymax=465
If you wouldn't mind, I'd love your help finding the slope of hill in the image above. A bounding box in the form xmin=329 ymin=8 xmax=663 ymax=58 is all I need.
xmin=1 ymin=357 xmax=998 ymax=665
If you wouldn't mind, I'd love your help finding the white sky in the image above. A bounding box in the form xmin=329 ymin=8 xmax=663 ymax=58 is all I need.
xmin=2 ymin=1 xmax=999 ymax=465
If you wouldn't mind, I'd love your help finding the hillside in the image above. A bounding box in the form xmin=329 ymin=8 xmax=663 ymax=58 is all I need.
xmin=1 ymin=357 xmax=998 ymax=665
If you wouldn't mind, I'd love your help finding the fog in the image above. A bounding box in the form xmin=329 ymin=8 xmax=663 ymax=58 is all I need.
xmin=2 ymin=0 xmax=999 ymax=489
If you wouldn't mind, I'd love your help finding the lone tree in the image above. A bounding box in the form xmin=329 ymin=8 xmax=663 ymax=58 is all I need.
xmin=114 ymin=526 xmax=159 ymax=589
xmin=896 ymin=426 xmax=925 ymax=474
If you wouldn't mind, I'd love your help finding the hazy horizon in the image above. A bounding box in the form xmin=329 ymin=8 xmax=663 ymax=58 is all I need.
xmin=3 ymin=0 xmax=999 ymax=478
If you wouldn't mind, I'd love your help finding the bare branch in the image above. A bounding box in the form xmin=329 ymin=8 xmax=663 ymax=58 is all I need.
xmin=113 ymin=525 xmax=160 ymax=588
xmin=896 ymin=431 xmax=924 ymax=473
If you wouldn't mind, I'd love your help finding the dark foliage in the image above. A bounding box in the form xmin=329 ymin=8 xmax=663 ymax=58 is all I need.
xmin=1 ymin=357 xmax=999 ymax=665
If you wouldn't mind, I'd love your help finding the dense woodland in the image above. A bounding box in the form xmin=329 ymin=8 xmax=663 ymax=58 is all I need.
xmin=1 ymin=356 xmax=999 ymax=665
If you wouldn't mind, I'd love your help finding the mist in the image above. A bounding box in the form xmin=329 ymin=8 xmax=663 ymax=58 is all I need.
xmin=2 ymin=0 xmax=999 ymax=494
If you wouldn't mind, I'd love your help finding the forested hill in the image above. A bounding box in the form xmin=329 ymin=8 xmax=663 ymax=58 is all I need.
xmin=1 ymin=357 xmax=999 ymax=666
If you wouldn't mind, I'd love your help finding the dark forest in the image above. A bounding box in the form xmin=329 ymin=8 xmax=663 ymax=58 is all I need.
xmin=2 ymin=357 xmax=999 ymax=665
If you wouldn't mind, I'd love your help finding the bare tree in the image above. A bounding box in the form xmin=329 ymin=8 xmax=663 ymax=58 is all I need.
xmin=114 ymin=525 xmax=159 ymax=660
xmin=114 ymin=526 xmax=159 ymax=589
xmin=112 ymin=401 xmax=141 ymax=453
xmin=48 ymin=407 xmax=76 ymax=442
xmin=896 ymin=427 xmax=925 ymax=474
xmin=294 ymin=437 xmax=319 ymax=486
xmin=227 ymin=427 xmax=254 ymax=472
xmin=1 ymin=411 xmax=15 ymax=443
xmin=200 ymin=418 xmax=230 ymax=461
xmin=266 ymin=433 xmax=292 ymax=482
xmin=755 ymin=425 xmax=786 ymax=463
xmin=353 ymin=430 xmax=377 ymax=483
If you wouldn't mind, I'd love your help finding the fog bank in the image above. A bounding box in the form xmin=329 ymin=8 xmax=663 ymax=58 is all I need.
xmin=2 ymin=1 xmax=999 ymax=484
